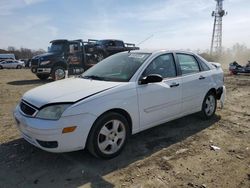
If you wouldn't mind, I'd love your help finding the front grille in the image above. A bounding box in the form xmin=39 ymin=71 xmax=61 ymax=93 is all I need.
xmin=31 ymin=58 xmax=39 ymax=66
xmin=20 ymin=101 xmax=37 ymax=116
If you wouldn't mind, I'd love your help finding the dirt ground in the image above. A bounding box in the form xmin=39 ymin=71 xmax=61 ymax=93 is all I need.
xmin=0 ymin=69 xmax=249 ymax=188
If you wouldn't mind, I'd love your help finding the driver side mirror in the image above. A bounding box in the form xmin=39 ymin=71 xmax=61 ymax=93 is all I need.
xmin=139 ymin=74 xmax=163 ymax=85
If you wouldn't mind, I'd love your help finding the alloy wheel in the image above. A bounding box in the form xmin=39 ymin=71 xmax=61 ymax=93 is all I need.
xmin=97 ymin=119 xmax=126 ymax=155
xmin=205 ymin=95 xmax=216 ymax=116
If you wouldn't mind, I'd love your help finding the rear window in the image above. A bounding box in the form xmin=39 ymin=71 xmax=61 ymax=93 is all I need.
xmin=114 ymin=41 xmax=124 ymax=47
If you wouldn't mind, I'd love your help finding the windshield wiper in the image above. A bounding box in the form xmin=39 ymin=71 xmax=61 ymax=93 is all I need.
xmin=81 ymin=75 xmax=105 ymax=80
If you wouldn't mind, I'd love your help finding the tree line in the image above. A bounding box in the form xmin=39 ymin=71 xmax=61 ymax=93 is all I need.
xmin=0 ymin=47 xmax=46 ymax=60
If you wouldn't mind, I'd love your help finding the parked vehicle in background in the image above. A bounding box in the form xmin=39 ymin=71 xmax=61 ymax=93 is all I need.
xmin=229 ymin=61 xmax=250 ymax=75
xmin=86 ymin=39 xmax=140 ymax=61
xmin=0 ymin=59 xmax=24 ymax=69
xmin=0 ymin=53 xmax=15 ymax=61
xmin=30 ymin=39 xmax=139 ymax=81
xmin=14 ymin=50 xmax=225 ymax=159
xmin=25 ymin=59 xmax=31 ymax=68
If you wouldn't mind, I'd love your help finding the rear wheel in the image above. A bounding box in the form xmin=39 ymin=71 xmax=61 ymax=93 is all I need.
xmin=0 ymin=65 xmax=3 ymax=69
xmin=52 ymin=66 xmax=65 ymax=80
xmin=36 ymin=74 xmax=49 ymax=80
xmin=87 ymin=112 xmax=129 ymax=159
xmin=200 ymin=91 xmax=217 ymax=119
xmin=16 ymin=65 xmax=22 ymax=69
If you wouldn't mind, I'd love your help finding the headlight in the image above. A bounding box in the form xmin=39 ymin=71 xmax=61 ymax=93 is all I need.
xmin=36 ymin=104 xmax=71 ymax=120
xmin=40 ymin=60 xmax=50 ymax=65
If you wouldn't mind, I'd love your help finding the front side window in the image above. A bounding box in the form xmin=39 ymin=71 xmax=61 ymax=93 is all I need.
xmin=177 ymin=54 xmax=200 ymax=75
xmin=142 ymin=54 xmax=176 ymax=78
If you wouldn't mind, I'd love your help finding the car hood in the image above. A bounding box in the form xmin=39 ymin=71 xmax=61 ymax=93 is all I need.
xmin=22 ymin=78 xmax=122 ymax=108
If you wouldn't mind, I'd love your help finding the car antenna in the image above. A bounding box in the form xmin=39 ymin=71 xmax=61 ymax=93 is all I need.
xmin=136 ymin=34 xmax=154 ymax=46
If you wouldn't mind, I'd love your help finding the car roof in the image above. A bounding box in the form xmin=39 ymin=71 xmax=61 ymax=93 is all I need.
xmin=50 ymin=39 xmax=68 ymax=43
xmin=129 ymin=49 xmax=198 ymax=56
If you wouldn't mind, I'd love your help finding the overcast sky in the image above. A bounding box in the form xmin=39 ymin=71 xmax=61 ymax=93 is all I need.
xmin=0 ymin=0 xmax=249 ymax=51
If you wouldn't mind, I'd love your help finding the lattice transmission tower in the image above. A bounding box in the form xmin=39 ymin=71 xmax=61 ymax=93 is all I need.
xmin=210 ymin=0 xmax=227 ymax=55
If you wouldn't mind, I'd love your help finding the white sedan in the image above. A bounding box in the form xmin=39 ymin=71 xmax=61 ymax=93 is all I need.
xmin=14 ymin=50 xmax=225 ymax=159
xmin=0 ymin=59 xmax=24 ymax=69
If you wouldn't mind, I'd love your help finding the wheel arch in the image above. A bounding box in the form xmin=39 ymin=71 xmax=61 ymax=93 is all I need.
xmin=207 ymin=88 xmax=216 ymax=96
xmin=200 ymin=88 xmax=217 ymax=110
xmin=53 ymin=61 xmax=67 ymax=70
xmin=105 ymin=108 xmax=133 ymax=135
xmin=86 ymin=108 xmax=133 ymax=145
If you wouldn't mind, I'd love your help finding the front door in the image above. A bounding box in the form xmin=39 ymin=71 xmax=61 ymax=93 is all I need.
xmin=137 ymin=53 xmax=182 ymax=129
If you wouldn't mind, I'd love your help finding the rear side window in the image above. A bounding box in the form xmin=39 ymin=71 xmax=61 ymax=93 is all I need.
xmin=114 ymin=41 xmax=124 ymax=47
xmin=196 ymin=57 xmax=211 ymax=71
xmin=142 ymin=54 xmax=176 ymax=78
xmin=177 ymin=54 xmax=200 ymax=75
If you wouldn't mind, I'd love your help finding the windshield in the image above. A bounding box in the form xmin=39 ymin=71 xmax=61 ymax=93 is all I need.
xmin=96 ymin=40 xmax=107 ymax=46
xmin=49 ymin=43 xmax=65 ymax=52
xmin=81 ymin=52 xmax=151 ymax=82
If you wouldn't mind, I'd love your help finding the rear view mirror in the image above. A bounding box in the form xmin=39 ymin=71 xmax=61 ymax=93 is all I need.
xmin=140 ymin=74 xmax=163 ymax=85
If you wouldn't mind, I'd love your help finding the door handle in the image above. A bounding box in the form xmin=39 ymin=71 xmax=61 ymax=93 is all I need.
xmin=170 ymin=82 xmax=180 ymax=88
xmin=199 ymin=75 xmax=206 ymax=80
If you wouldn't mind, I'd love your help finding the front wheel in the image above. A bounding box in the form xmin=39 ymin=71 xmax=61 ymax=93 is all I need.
xmin=87 ymin=112 xmax=129 ymax=159
xmin=0 ymin=65 xmax=3 ymax=69
xmin=16 ymin=65 xmax=22 ymax=69
xmin=52 ymin=66 xmax=65 ymax=80
xmin=200 ymin=91 xmax=217 ymax=119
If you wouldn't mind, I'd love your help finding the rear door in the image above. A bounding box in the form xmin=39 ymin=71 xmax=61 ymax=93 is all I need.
xmin=137 ymin=53 xmax=182 ymax=128
xmin=176 ymin=53 xmax=211 ymax=114
xmin=13 ymin=61 xmax=18 ymax=68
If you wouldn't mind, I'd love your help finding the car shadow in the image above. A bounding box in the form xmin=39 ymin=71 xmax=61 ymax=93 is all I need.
xmin=7 ymin=79 xmax=53 ymax=85
xmin=0 ymin=114 xmax=220 ymax=188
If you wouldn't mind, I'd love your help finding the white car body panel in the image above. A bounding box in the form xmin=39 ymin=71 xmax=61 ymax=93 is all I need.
xmin=23 ymin=78 xmax=122 ymax=108
xmin=137 ymin=77 xmax=182 ymax=129
xmin=181 ymin=71 xmax=214 ymax=113
xmin=14 ymin=50 xmax=226 ymax=153
xmin=0 ymin=60 xmax=24 ymax=68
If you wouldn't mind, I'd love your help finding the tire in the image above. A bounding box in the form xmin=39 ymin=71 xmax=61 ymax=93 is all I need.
xmin=52 ymin=66 xmax=65 ymax=80
xmin=87 ymin=112 xmax=129 ymax=159
xmin=200 ymin=91 xmax=217 ymax=119
xmin=0 ymin=65 xmax=3 ymax=69
xmin=36 ymin=74 xmax=49 ymax=80
xmin=16 ymin=65 xmax=22 ymax=69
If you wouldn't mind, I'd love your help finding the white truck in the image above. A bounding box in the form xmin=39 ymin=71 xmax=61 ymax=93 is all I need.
xmin=0 ymin=54 xmax=16 ymax=61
